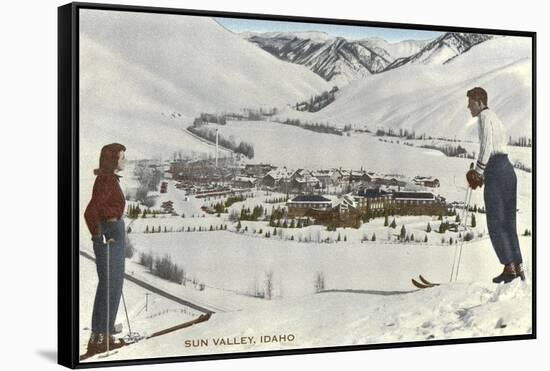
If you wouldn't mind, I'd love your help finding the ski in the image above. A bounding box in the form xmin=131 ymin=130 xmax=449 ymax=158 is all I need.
xmin=80 ymin=340 xmax=126 ymax=361
xmin=419 ymin=275 xmax=440 ymax=287
xmin=80 ymin=312 xmax=212 ymax=361
xmin=411 ymin=278 xmax=433 ymax=289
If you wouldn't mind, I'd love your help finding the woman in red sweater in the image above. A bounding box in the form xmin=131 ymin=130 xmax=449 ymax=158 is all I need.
xmin=83 ymin=143 xmax=127 ymax=357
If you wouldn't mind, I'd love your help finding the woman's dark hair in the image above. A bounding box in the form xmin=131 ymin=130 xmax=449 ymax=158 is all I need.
xmin=94 ymin=143 xmax=126 ymax=175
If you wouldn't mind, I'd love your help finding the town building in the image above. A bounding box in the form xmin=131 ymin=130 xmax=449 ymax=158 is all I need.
xmin=287 ymin=195 xmax=333 ymax=218
xmin=244 ymin=164 xmax=276 ymax=178
xmin=390 ymin=191 xmax=447 ymax=215
xmin=263 ymin=167 xmax=294 ymax=188
xmin=232 ymin=176 xmax=257 ymax=188
xmin=413 ymin=176 xmax=440 ymax=188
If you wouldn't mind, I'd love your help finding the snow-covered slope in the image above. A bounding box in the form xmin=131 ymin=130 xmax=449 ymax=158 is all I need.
xmin=384 ymin=32 xmax=493 ymax=70
xmin=361 ymin=37 xmax=430 ymax=60
xmin=275 ymin=36 xmax=532 ymax=139
xmin=83 ymin=230 xmax=532 ymax=362
xmin=79 ymin=10 xmax=330 ymax=168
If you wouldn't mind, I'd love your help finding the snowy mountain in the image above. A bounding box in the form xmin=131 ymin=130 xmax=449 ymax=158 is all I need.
xmin=242 ymin=32 xmax=395 ymax=87
xmin=274 ymin=36 xmax=532 ymax=139
xmin=240 ymin=30 xmax=336 ymax=43
xmin=79 ymin=10 xmax=330 ymax=167
xmin=384 ymin=32 xmax=494 ymax=71
xmin=360 ymin=37 xmax=430 ymax=60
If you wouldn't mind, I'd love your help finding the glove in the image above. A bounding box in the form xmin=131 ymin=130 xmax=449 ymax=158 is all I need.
xmin=466 ymin=169 xmax=483 ymax=189
xmin=91 ymin=234 xmax=104 ymax=244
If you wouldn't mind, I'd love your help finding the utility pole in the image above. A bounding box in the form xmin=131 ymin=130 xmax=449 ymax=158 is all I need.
xmin=215 ymin=128 xmax=219 ymax=168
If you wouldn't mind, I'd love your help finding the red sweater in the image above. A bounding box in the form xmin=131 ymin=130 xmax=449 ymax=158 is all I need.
xmin=84 ymin=173 xmax=126 ymax=237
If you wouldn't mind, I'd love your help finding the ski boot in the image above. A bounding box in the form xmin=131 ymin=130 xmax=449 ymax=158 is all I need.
xmin=95 ymin=332 xmax=126 ymax=354
xmin=515 ymin=262 xmax=526 ymax=281
xmin=492 ymin=263 xmax=520 ymax=284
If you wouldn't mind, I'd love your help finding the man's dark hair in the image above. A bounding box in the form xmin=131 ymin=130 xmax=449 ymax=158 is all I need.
xmin=94 ymin=142 xmax=126 ymax=175
xmin=467 ymin=87 xmax=488 ymax=106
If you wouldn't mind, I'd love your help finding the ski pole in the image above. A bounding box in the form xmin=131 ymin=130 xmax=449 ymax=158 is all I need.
xmin=121 ymin=290 xmax=142 ymax=343
xmin=122 ymin=292 xmax=132 ymax=339
xmin=454 ymin=188 xmax=473 ymax=282
xmin=449 ymin=187 xmax=470 ymax=282
xmin=106 ymin=238 xmax=111 ymax=355
xmin=449 ymin=187 xmax=472 ymax=282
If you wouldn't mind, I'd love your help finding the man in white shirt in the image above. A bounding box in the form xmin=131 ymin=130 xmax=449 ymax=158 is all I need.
xmin=466 ymin=87 xmax=525 ymax=283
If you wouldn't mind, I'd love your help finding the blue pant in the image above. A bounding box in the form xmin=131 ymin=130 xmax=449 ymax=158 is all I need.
xmin=483 ymin=154 xmax=523 ymax=265
xmin=91 ymin=219 xmax=126 ymax=335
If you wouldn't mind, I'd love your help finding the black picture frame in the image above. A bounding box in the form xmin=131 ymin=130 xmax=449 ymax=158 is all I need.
xmin=58 ymin=2 xmax=536 ymax=368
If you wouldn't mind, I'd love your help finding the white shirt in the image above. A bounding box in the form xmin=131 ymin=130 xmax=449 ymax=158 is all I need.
xmin=475 ymin=108 xmax=508 ymax=175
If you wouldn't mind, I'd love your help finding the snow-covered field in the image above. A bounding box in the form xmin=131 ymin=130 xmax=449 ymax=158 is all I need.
xmin=127 ymin=229 xmax=532 ymax=294
xmin=103 ymin=279 xmax=530 ymax=360
xmin=376 ymin=135 xmax=532 ymax=170
xmin=79 ymin=215 xmax=532 ymax=363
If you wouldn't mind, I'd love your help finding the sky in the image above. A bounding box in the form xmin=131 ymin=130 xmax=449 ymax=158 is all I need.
xmin=214 ymin=17 xmax=443 ymax=43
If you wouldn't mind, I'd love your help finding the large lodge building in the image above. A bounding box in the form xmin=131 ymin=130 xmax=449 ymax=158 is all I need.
xmin=287 ymin=188 xmax=447 ymax=227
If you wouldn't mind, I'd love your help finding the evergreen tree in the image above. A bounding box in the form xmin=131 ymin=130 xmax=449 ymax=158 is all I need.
xmin=337 ymin=232 xmax=341 ymax=242
xmin=471 ymin=214 xmax=477 ymax=228
xmin=390 ymin=218 xmax=397 ymax=229
xmin=290 ymin=219 xmax=295 ymax=228
xmin=400 ymin=225 xmax=406 ymax=240
xmin=145 ymin=225 xmax=149 ymax=233
xmin=344 ymin=235 xmax=347 ymax=242
xmin=455 ymin=215 xmax=461 ymax=223
xmin=384 ymin=215 xmax=389 ymax=227
xmin=426 ymin=222 xmax=432 ymax=233
xmin=424 ymin=235 xmax=428 ymax=243
xmin=371 ymin=233 xmax=376 ymax=242
xmin=210 ymin=225 xmax=213 ymax=231
xmin=236 ymin=221 xmax=242 ymax=231
xmin=410 ymin=233 xmax=414 ymax=242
